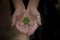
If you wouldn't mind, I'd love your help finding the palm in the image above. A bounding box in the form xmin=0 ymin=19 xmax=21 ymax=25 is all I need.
xmin=12 ymin=8 xmax=41 ymax=36
xmin=27 ymin=8 xmax=41 ymax=35
xmin=12 ymin=8 xmax=29 ymax=34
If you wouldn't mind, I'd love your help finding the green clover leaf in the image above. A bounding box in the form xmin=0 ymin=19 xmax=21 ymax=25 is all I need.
xmin=23 ymin=17 xmax=30 ymax=24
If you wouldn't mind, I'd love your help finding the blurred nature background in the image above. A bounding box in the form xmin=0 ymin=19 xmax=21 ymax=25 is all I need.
xmin=0 ymin=0 xmax=60 ymax=40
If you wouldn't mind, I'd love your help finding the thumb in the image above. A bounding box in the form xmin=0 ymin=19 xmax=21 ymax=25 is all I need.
xmin=11 ymin=16 xmax=17 ymax=27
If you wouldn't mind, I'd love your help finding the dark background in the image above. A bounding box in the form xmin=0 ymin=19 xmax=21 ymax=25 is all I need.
xmin=0 ymin=0 xmax=60 ymax=40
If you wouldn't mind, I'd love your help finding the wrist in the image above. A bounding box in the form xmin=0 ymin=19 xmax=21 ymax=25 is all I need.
xmin=27 ymin=7 xmax=37 ymax=11
xmin=27 ymin=2 xmax=38 ymax=9
xmin=15 ymin=6 xmax=25 ymax=10
xmin=12 ymin=0 xmax=25 ymax=10
xmin=27 ymin=0 xmax=39 ymax=9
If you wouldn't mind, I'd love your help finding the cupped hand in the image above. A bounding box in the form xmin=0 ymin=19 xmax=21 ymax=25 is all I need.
xmin=11 ymin=7 xmax=41 ymax=36
xmin=26 ymin=8 xmax=41 ymax=36
xmin=11 ymin=8 xmax=29 ymax=34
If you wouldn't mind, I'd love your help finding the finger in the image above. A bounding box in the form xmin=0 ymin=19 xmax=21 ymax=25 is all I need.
xmin=28 ymin=21 xmax=38 ymax=36
xmin=16 ymin=24 xmax=26 ymax=33
xmin=22 ymin=25 xmax=28 ymax=34
xmin=16 ymin=23 xmax=28 ymax=34
xmin=28 ymin=24 xmax=38 ymax=36
xmin=36 ymin=15 xmax=42 ymax=25
xmin=24 ymin=25 xmax=29 ymax=33
xmin=11 ymin=15 xmax=16 ymax=27
xmin=16 ymin=18 xmax=29 ymax=34
xmin=27 ymin=26 xmax=32 ymax=36
xmin=34 ymin=9 xmax=42 ymax=25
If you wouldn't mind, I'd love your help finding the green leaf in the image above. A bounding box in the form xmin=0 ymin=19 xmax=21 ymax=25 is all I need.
xmin=23 ymin=17 xmax=30 ymax=24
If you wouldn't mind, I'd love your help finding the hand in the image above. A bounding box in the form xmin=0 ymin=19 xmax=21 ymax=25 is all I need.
xmin=26 ymin=8 xmax=41 ymax=36
xmin=11 ymin=7 xmax=41 ymax=36
xmin=11 ymin=8 xmax=29 ymax=34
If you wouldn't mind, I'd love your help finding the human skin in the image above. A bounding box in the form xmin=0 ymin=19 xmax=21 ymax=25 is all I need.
xmin=12 ymin=0 xmax=41 ymax=40
xmin=26 ymin=8 xmax=41 ymax=36
xmin=27 ymin=0 xmax=41 ymax=35
xmin=27 ymin=0 xmax=40 ymax=9
xmin=12 ymin=33 xmax=30 ymax=40
xmin=12 ymin=0 xmax=25 ymax=9
xmin=12 ymin=0 xmax=29 ymax=40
